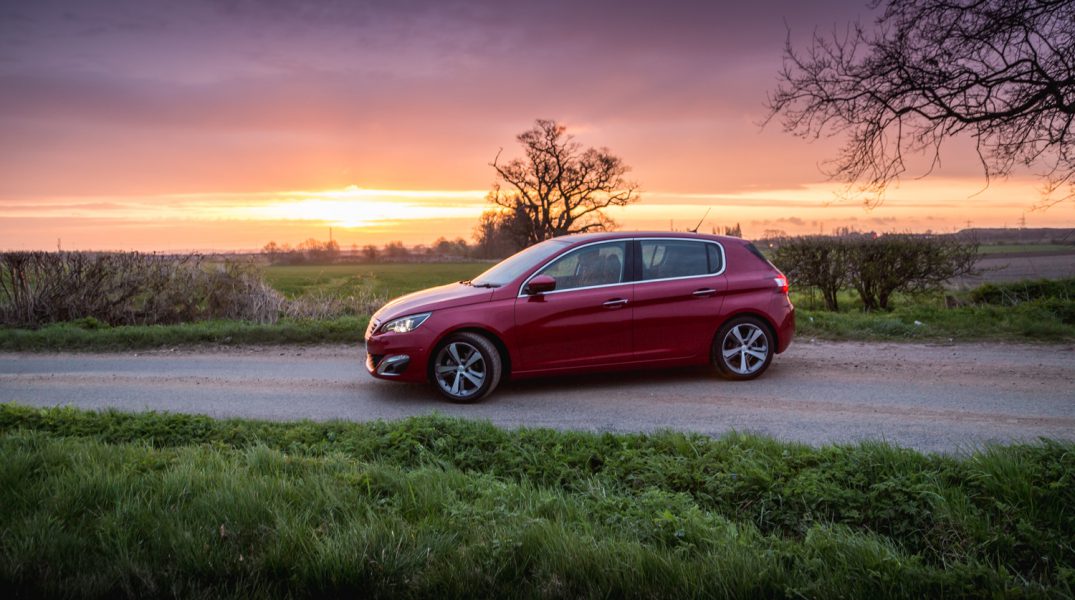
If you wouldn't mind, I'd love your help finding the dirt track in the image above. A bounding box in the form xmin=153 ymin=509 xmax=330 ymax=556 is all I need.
xmin=2 ymin=340 xmax=1072 ymax=454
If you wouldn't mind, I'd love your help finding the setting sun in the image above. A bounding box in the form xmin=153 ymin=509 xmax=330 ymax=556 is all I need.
xmin=236 ymin=186 xmax=487 ymax=229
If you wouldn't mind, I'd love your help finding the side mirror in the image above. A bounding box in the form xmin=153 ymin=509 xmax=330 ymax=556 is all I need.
xmin=525 ymin=274 xmax=556 ymax=295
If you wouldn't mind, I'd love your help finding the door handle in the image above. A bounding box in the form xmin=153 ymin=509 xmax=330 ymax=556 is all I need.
xmin=692 ymin=288 xmax=717 ymax=297
xmin=603 ymin=298 xmax=629 ymax=308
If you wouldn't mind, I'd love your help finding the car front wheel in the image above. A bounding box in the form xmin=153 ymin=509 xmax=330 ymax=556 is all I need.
xmin=712 ymin=317 xmax=774 ymax=380
xmin=431 ymin=332 xmax=502 ymax=402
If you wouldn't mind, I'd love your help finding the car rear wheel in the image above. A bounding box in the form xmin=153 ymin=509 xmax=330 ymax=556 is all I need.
xmin=431 ymin=332 xmax=502 ymax=402
xmin=712 ymin=317 xmax=774 ymax=380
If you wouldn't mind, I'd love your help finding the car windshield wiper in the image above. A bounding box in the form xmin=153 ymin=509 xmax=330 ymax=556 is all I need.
xmin=460 ymin=280 xmax=500 ymax=288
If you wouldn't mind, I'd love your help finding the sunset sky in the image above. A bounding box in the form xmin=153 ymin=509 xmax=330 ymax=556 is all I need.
xmin=2 ymin=0 xmax=1072 ymax=251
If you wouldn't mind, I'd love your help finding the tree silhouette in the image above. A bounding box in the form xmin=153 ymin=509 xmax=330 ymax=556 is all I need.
xmin=766 ymin=0 xmax=1075 ymax=205
xmin=488 ymin=119 xmax=639 ymax=246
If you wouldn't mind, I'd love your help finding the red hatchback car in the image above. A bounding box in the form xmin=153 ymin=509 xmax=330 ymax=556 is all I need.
xmin=365 ymin=232 xmax=794 ymax=402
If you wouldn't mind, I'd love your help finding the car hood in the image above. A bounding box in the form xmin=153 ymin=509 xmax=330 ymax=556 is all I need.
xmin=375 ymin=282 xmax=494 ymax=321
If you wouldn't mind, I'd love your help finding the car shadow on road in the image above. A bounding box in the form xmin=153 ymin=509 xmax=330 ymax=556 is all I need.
xmin=498 ymin=365 xmax=714 ymax=395
xmin=359 ymin=360 xmax=789 ymax=407
xmin=364 ymin=363 xmax=787 ymax=405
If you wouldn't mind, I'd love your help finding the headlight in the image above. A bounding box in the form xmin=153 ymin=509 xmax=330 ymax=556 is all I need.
xmin=377 ymin=312 xmax=431 ymax=334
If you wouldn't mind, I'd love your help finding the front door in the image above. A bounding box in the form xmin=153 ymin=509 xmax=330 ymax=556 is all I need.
xmin=514 ymin=241 xmax=633 ymax=371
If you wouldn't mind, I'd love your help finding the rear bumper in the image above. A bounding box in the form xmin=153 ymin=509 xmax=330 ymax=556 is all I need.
xmin=775 ymin=306 xmax=795 ymax=353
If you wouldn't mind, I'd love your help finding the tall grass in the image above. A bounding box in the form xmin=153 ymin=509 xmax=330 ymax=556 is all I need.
xmin=0 ymin=252 xmax=389 ymax=330
xmin=0 ymin=252 xmax=284 ymax=327
xmin=1 ymin=405 xmax=1072 ymax=597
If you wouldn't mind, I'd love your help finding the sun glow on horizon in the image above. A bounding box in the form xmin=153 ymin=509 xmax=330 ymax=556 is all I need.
xmin=3 ymin=179 xmax=1070 ymax=251
xmin=234 ymin=185 xmax=489 ymax=228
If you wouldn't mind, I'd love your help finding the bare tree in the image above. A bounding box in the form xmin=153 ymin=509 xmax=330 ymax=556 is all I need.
xmin=488 ymin=119 xmax=639 ymax=246
xmin=766 ymin=0 xmax=1075 ymax=206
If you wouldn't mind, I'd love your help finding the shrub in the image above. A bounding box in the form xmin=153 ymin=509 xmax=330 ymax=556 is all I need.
xmin=846 ymin=235 xmax=978 ymax=311
xmin=772 ymin=235 xmax=978 ymax=311
xmin=772 ymin=236 xmax=849 ymax=310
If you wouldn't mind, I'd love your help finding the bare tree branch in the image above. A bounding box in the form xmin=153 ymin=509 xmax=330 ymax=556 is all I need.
xmin=766 ymin=0 xmax=1075 ymax=207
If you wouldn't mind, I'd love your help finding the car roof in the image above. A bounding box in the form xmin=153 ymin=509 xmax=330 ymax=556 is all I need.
xmin=551 ymin=231 xmax=744 ymax=246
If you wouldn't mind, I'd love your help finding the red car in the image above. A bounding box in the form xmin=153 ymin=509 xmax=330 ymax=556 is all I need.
xmin=365 ymin=232 xmax=794 ymax=402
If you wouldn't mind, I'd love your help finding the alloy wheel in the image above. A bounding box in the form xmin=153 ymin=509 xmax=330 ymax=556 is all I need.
xmin=720 ymin=323 xmax=770 ymax=376
xmin=433 ymin=341 xmax=487 ymax=399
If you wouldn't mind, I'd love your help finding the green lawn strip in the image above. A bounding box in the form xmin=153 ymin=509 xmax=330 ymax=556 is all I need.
xmin=0 ymin=317 xmax=368 ymax=352
xmin=1 ymin=405 xmax=1071 ymax=597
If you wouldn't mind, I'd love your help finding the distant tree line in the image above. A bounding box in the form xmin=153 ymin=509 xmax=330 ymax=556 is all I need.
xmin=261 ymin=236 xmax=495 ymax=265
xmin=262 ymin=239 xmax=341 ymax=265
xmin=771 ymin=234 xmax=979 ymax=311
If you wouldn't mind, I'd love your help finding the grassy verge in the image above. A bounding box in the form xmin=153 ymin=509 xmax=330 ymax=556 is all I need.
xmin=0 ymin=317 xmax=367 ymax=352
xmin=791 ymin=279 xmax=1075 ymax=342
xmin=795 ymin=303 xmax=1075 ymax=342
xmin=1 ymin=404 xmax=1072 ymax=597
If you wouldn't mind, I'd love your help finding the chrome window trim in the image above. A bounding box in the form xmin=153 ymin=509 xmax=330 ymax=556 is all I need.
xmin=517 ymin=237 xmax=726 ymax=297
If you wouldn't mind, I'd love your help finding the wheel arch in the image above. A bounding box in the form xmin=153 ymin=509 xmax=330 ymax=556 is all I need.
xmin=428 ymin=326 xmax=513 ymax=382
xmin=713 ymin=310 xmax=780 ymax=351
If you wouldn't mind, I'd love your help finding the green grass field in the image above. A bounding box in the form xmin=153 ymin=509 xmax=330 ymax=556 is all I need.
xmin=1 ymin=404 xmax=1072 ymax=597
xmin=977 ymin=243 xmax=1075 ymax=254
xmin=264 ymin=262 xmax=491 ymax=298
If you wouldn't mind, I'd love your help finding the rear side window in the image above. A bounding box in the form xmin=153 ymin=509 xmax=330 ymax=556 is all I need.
xmin=640 ymin=240 xmax=721 ymax=280
xmin=706 ymin=244 xmax=723 ymax=274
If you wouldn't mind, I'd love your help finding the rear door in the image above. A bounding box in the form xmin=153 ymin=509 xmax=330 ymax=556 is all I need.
xmin=631 ymin=239 xmax=727 ymax=361
xmin=513 ymin=241 xmax=633 ymax=371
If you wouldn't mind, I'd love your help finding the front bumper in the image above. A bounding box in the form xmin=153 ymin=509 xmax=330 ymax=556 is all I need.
xmin=366 ymin=353 xmax=411 ymax=376
xmin=364 ymin=327 xmax=435 ymax=383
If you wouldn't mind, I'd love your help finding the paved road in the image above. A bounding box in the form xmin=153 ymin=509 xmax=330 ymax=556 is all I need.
xmin=2 ymin=341 xmax=1073 ymax=454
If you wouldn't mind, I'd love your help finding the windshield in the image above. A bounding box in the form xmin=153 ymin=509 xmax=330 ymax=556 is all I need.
xmin=470 ymin=239 xmax=569 ymax=287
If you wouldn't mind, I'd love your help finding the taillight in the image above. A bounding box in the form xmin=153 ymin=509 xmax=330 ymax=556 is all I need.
xmin=774 ymin=275 xmax=789 ymax=294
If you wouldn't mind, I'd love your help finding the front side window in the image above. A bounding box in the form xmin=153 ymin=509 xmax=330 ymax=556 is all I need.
xmin=640 ymin=240 xmax=721 ymax=280
xmin=533 ymin=241 xmax=627 ymax=292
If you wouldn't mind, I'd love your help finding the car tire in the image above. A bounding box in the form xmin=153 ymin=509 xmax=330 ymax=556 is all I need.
xmin=712 ymin=316 xmax=774 ymax=381
xmin=430 ymin=332 xmax=502 ymax=402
